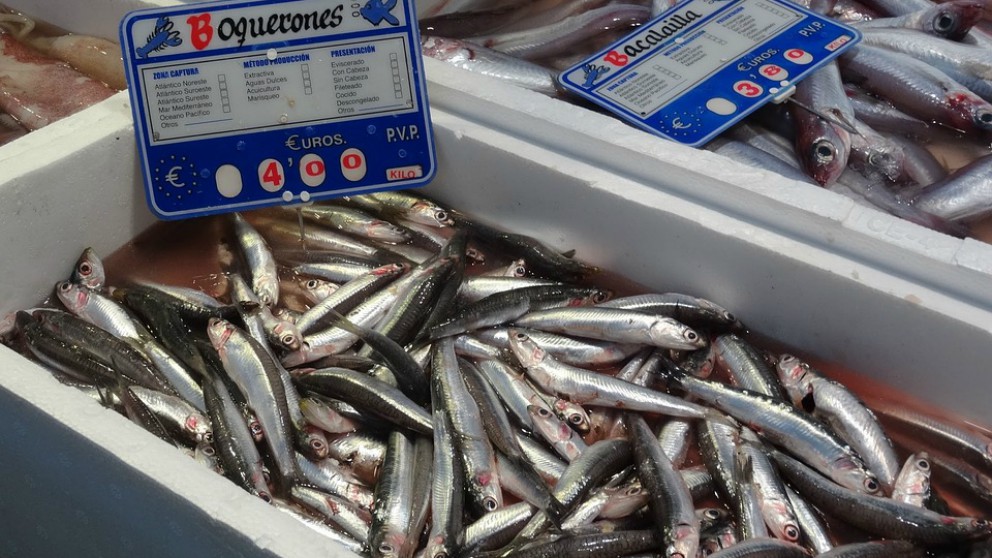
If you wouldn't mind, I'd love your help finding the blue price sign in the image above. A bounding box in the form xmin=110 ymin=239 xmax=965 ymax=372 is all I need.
xmin=559 ymin=0 xmax=861 ymax=147
xmin=120 ymin=0 xmax=436 ymax=220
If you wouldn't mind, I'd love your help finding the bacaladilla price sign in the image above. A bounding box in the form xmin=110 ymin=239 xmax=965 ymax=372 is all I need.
xmin=121 ymin=0 xmax=436 ymax=220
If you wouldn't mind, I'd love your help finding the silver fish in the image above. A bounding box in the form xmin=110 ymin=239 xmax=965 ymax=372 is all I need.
xmin=892 ymin=452 xmax=933 ymax=507
xmin=421 ymin=36 xmax=562 ymax=96
xmin=232 ymin=213 xmax=280 ymax=306
xmin=914 ymin=153 xmax=992 ymax=222
xmin=514 ymin=307 xmax=705 ymax=350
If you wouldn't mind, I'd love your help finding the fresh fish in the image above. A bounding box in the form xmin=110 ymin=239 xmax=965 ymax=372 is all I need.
xmin=548 ymin=439 xmax=633 ymax=522
xmin=914 ymin=153 xmax=992 ymax=222
xmin=129 ymin=385 xmax=211 ymax=444
xmin=714 ymin=334 xmax=786 ymax=401
xmin=291 ymin=204 xmax=412 ymax=244
xmin=475 ymin=327 xmax=640 ymax=367
xmin=498 ymin=530 xmax=658 ymax=558
xmin=480 ymin=258 xmax=527 ymax=278
xmin=473 ymin=357 xmax=536 ymax=430
xmin=271 ymin=499 xmax=366 ymax=554
xmin=527 ymin=403 xmax=588 ymax=461
xmin=881 ymin=132 xmax=948 ymax=186
xmin=658 ymin=359 xmax=880 ymax=495
xmin=424 ymin=385 xmax=464 ymax=558
xmin=462 ymin=502 xmax=535 ymax=553
xmin=295 ymin=367 xmax=432 ymax=435
xmin=432 ymin=338 xmax=502 ymax=513
xmin=427 ymin=285 xmax=609 ymax=340
xmin=629 ymin=414 xmax=699 ymax=558
xmin=553 ymin=398 xmax=591 ymax=436
xmin=292 ymin=484 xmax=372 ymax=543
xmin=738 ymin=428 xmax=801 ymax=543
xmin=509 ymin=330 xmax=708 ymax=418
xmin=776 ymin=355 xmax=900 ymax=493
xmin=349 ymin=191 xmax=454 ymax=228
xmin=295 ymin=453 xmax=374 ymax=510
xmin=872 ymin=403 xmax=992 ymax=473
xmin=56 ymin=281 xmax=152 ymax=341
xmin=657 ymin=418 xmax=693 ymax=468
xmin=839 ymin=45 xmax=992 ymax=135
xmin=368 ymin=431 xmax=414 ymax=558
xmin=928 ymin=452 xmax=992 ymax=510
xmin=201 ymin=372 xmax=270 ymax=501
xmin=785 ymin=485 xmax=833 ymax=554
xmin=515 ymin=307 xmax=705 ymax=350
xmin=69 ymin=247 xmax=105 ymax=290
xmin=325 ymin=433 xmax=386 ymax=486
xmin=845 ymin=84 xmax=934 ymax=138
xmin=295 ymin=264 xmax=406 ymax=334
xmin=734 ymin=450 xmax=769 ymax=541
xmin=704 ymin=538 xmax=811 ymax=558
xmin=816 ymin=540 xmax=925 ymax=557
xmin=696 ymin=416 xmax=741 ymax=505
xmin=597 ymin=292 xmax=741 ymax=331
xmin=892 ymin=452 xmax=933 ymax=507
xmin=852 ymin=1 xmax=983 ymax=40
xmin=860 ymin=27 xmax=992 ymax=82
xmin=231 ymin=213 xmax=280 ymax=306
xmin=707 ymin=136 xmax=819 ymax=185
xmin=460 ymin=357 xmax=527 ymax=464
xmin=116 ymin=380 xmax=177 ymax=447
xmin=791 ymin=62 xmax=854 ymax=185
xmin=518 ymin=433 xmax=568 ymax=483
xmin=848 ymin=117 xmax=906 ymax=181
xmin=457 ymin=276 xmax=563 ymax=303
xmin=772 ymin=450 xmax=992 ymax=545
xmin=421 ymin=36 xmax=562 ymax=96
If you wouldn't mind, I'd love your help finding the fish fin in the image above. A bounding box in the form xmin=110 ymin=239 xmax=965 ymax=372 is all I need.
xmin=560 ymin=249 xmax=576 ymax=258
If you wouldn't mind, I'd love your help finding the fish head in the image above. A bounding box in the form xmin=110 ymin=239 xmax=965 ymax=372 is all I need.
xmin=696 ymin=298 xmax=742 ymax=329
xmin=302 ymin=424 xmax=329 ymax=460
xmin=832 ymin=455 xmax=881 ymax=494
xmin=554 ymin=399 xmax=591 ymax=434
xmin=668 ymin=522 xmax=700 ymax=558
xmin=775 ymin=354 xmax=812 ymax=405
xmin=696 ymin=507 xmax=729 ymax=531
xmin=927 ymin=1 xmax=983 ymax=41
xmin=409 ymin=200 xmax=453 ymax=228
xmin=71 ymin=247 xmax=105 ymax=290
xmin=465 ymin=247 xmax=486 ymax=264
xmin=865 ymin=144 xmax=905 ymax=182
xmin=947 ymin=91 xmax=992 ymax=133
xmin=600 ymin=482 xmax=649 ymax=518
xmin=206 ymin=318 xmax=235 ymax=351
xmin=507 ymin=329 xmax=546 ymax=367
xmin=760 ymin=497 xmax=801 ymax=542
xmin=470 ymin=469 xmax=503 ymax=514
xmin=55 ymin=281 xmax=89 ymax=314
xmin=371 ymin=530 xmax=408 ymax=558
xmin=796 ymin=122 xmax=849 ymax=186
xmin=249 ymin=417 xmax=265 ymax=442
xmin=300 ymin=278 xmax=338 ymax=303
xmin=374 ymin=262 xmax=409 ymax=277
xmin=651 ymin=318 xmax=705 ymax=350
xmin=254 ymin=276 xmax=279 ymax=307
xmin=184 ymin=413 xmax=212 ymax=442
xmin=507 ymin=259 xmax=527 ymax=278
xmin=270 ymin=320 xmax=302 ymax=351
xmin=421 ymin=36 xmax=470 ymax=63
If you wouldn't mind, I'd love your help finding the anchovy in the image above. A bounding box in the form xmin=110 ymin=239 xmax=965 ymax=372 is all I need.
xmin=510 ymin=330 xmax=708 ymax=417
xmin=704 ymin=538 xmax=811 ymax=558
xmin=231 ymin=213 xmax=280 ymax=306
xmin=891 ymin=452 xmax=933 ymax=508
xmin=457 ymin=276 xmax=563 ymax=303
xmin=776 ymin=355 xmax=900 ymax=493
xmin=872 ymin=403 xmax=992 ymax=473
xmin=734 ymin=449 xmax=769 ymax=541
xmin=424 ymin=386 xmax=464 ymax=558
xmin=475 ymin=327 xmax=639 ymax=367
xmin=295 ymin=453 xmax=374 ymax=510
xmin=201 ymin=372 xmax=270 ymax=501
xmin=296 ymin=367 xmax=432 ymax=435
xmin=514 ymin=307 xmax=705 ymax=350
xmin=785 ymin=485 xmax=834 ymax=554
xmin=816 ymin=540 xmax=925 ymax=557
xmin=914 ymin=153 xmax=992 ymax=222
xmin=421 ymin=36 xmax=563 ymax=96
xmin=845 ymin=84 xmax=934 ymax=138
xmin=791 ymin=62 xmax=854 ymax=185
xmin=852 ymin=1 xmax=983 ymax=40
xmin=629 ymin=414 xmax=698 ymax=558
xmin=462 ymin=502 xmax=535 ymax=553
xmin=597 ymin=292 xmax=742 ymax=331
xmin=772 ymin=450 xmax=992 ymax=545
xmin=432 ymin=337 xmax=502 ymax=513
xmin=656 ymin=418 xmax=693 ymax=468
xmin=69 ymin=247 xmax=105 ymax=290
xmin=292 ymin=484 xmax=372 ymax=543
xmin=367 ymin=431 xmax=414 ymax=558
xmin=738 ymin=427 xmax=801 ymax=543
xmin=714 ymin=334 xmax=786 ymax=401
xmin=658 ymin=359 xmax=880 ymax=494
xmin=527 ymin=403 xmax=588 ymax=462
xmin=293 ymin=204 xmax=412 ymax=244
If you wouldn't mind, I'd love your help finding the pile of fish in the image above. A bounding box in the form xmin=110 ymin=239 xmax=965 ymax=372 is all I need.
xmin=0 ymin=9 xmax=124 ymax=144
xmin=3 ymin=191 xmax=992 ymax=557
xmin=420 ymin=0 xmax=992 ymax=235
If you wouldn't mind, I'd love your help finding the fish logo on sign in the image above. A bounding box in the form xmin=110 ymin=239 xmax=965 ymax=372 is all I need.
xmin=581 ymin=63 xmax=610 ymax=88
xmin=360 ymin=0 xmax=400 ymax=26
xmin=135 ymin=16 xmax=183 ymax=58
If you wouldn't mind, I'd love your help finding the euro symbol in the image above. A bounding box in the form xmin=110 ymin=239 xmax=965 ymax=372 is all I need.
xmin=164 ymin=166 xmax=186 ymax=187
xmin=672 ymin=117 xmax=691 ymax=130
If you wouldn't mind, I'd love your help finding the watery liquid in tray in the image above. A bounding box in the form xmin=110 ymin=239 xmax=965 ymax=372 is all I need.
xmin=96 ymin=207 xmax=992 ymax=530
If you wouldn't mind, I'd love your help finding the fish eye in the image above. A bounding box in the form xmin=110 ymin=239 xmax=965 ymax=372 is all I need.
xmin=483 ymin=497 xmax=498 ymax=511
xmin=379 ymin=543 xmax=394 ymax=554
xmin=311 ymin=439 xmax=325 ymax=451
xmin=814 ymin=141 xmax=835 ymax=162
xmin=536 ymin=407 xmax=551 ymax=417
xmin=434 ymin=210 xmax=448 ymax=223
xmin=568 ymin=414 xmax=583 ymax=424
xmin=58 ymin=282 xmax=72 ymax=293
xmin=513 ymin=266 xmax=526 ymax=277
xmin=784 ymin=525 xmax=800 ymax=541
xmin=514 ymin=332 xmax=527 ymax=341
xmin=685 ymin=330 xmax=698 ymax=341
xmin=724 ymin=312 xmax=736 ymax=323
xmin=704 ymin=509 xmax=720 ymax=520
xmin=259 ymin=492 xmax=272 ymax=503
xmin=202 ymin=446 xmax=216 ymax=457
xmin=864 ymin=477 xmax=879 ymax=493
xmin=626 ymin=486 xmax=642 ymax=496
xmin=78 ymin=263 xmax=92 ymax=276
xmin=305 ymin=279 xmax=319 ymax=289
xmin=934 ymin=14 xmax=955 ymax=32
xmin=868 ymin=152 xmax=883 ymax=166
xmin=917 ymin=458 xmax=930 ymax=471
xmin=979 ymin=111 xmax=992 ymax=125
xmin=282 ymin=334 xmax=296 ymax=345
xmin=593 ymin=291 xmax=609 ymax=304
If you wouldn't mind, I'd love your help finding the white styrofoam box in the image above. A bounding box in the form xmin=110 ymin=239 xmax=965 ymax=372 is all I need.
xmin=1 ymin=1 xmax=992 ymax=556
